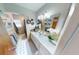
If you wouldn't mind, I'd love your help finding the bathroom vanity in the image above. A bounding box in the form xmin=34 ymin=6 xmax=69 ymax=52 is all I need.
xmin=31 ymin=32 xmax=57 ymax=55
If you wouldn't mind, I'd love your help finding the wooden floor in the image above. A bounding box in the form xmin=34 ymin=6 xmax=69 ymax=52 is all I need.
xmin=4 ymin=42 xmax=15 ymax=55
xmin=0 ymin=33 xmax=37 ymax=55
xmin=0 ymin=39 xmax=15 ymax=54
xmin=0 ymin=41 xmax=15 ymax=55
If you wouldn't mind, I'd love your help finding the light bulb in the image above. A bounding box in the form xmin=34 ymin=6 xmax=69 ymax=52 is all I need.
xmin=44 ymin=12 xmax=52 ymax=19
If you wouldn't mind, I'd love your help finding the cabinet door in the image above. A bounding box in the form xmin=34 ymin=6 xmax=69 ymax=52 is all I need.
xmin=39 ymin=44 xmax=51 ymax=55
xmin=31 ymin=33 xmax=40 ymax=49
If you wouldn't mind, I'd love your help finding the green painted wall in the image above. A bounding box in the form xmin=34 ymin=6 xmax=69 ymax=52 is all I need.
xmin=3 ymin=3 xmax=36 ymax=20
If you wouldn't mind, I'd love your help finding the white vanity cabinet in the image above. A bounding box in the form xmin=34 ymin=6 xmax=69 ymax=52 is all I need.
xmin=31 ymin=32 xmax=56 ymax=55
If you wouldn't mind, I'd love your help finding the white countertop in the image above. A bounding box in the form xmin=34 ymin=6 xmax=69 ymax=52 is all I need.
xmin=31 ymin=32 xmax=57 ymax=54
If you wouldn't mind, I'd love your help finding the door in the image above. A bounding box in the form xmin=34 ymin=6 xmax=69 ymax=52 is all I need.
xmin=55 ymin=4 xmax=79 ymax=54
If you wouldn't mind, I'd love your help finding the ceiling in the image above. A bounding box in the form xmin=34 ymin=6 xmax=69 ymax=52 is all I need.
xmin=15 ymin=3 xmax=46 ymax=12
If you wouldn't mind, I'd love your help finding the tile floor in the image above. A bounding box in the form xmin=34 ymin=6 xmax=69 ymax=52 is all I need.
xmin=15 ymin=34 xmax=32 ymax=55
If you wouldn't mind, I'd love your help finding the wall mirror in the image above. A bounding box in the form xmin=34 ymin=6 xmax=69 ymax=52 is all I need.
xmin=43 ymin=13 xmax=66 ymax=41
xmin=44 ymin=13 xmax=61 ymax=33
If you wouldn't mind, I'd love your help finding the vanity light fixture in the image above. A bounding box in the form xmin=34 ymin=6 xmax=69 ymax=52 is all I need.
xmin=44 ymin=12 xmax=52 ymax=19
xmin=38 ymin=14 xmax=44 ymax=20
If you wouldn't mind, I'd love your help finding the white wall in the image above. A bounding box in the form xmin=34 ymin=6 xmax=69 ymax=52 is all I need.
xmin=3 ymin=3 xmax=36 ymax=20
xmin=36 ymin=3 xmax=71 ymax=34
